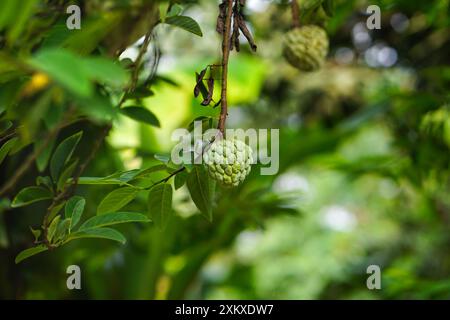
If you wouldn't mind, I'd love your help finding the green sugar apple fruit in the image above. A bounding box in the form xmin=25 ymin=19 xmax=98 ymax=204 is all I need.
xmin=283 ymin=25 xmax=329 ymax=71
xmin=203 ymin=138 xmax=253 ymax=187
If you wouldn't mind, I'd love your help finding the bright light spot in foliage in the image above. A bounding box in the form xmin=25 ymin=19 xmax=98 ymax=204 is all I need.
xmin=119 ymin=47 xmax=139 ymax=61
xmin=390 ymin=13 xmax=410 ymax=33
xmin=335 ymin=47 xmax=355 ymax=65
xmin=273 ymin=173 xmax=310 ymax=193
xmin=235 ymin=230 xmax=263 ymax=262
xmin=247 ymin=0 xmax=271 ymax=13
xmin=377 ymin=47 xmax=398 ymax=67
xmin=352 ymin=22 xmax=372 ymax=50
xmin=364 ymin=44 xmax=398 ymax=67
xmin=321 ymin=205 xmax=357 ymax=232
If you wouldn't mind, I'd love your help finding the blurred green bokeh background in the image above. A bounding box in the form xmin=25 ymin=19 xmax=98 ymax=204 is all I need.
xmin=0 ymin=0 xmax=449 ymax=299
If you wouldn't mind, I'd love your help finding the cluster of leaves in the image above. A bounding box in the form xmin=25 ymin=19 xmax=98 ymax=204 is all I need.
xmin=0 ymin=0 xmax=217 ymax=263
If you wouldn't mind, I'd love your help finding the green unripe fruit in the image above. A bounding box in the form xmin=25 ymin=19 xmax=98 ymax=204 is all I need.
xmin=203 ymin=138 xmax=253 ymax=187
xmin=283 ymin=25 xmax=329 ymax=71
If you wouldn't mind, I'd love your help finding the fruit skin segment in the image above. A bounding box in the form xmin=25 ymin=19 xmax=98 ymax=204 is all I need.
xmin=203 ymin=138 xmax=253 ymax=187
xmin=283 ymin=25 xmax=329 ymax=71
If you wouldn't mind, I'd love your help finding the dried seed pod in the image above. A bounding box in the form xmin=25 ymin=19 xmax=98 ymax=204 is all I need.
xmin=194 ymin=68 xmax=208 ymax=98
xmin=237 ymin=13 xmax=257 ymax=51
xmin=201 ymin=78 xmax=215 ymax=106
xmin=216 ymin=1 xmax=227 ymax=34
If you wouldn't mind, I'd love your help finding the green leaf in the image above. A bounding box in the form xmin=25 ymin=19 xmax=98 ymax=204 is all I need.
xmin=65 ymin=196 xmax=85 ymax=231
xmin=97 ymin=187 xmax=140 ymax=215
xmin=7 ymin=0 xmax=38 ymax=43
xmin=133 ymin=165 xmax=167 ymax=179
xmin=301 ymin=0 xmax=322 ymax=10
xmin=186 ymin=166 xmax=214 ymax=221
xmin=47 ymin=215 xmax=61 ymax=243
xmin=35 ymin=137 xmax=56 ymax=172
xmin=67 ymin=227 xmax=126 ymax=244
xmin=29 ymin=227 xmax=41 ymax=242
xmin=118 ymin=169 xmax=141 ymax=182
xmin=322 ymin=0 xmax=335 ymax=17
xmin=166 ymin=4 xmax=183 ymax=18
xmin=47 ymin=201 xmax=65 ymax=225
xmin=159 ymin=2 xmax=171 ymax=22
xmin=54 ymin=218 xmax=71 ymax=242
xmin=148 ymin=183 xmax=173 ymax=230
xmin=78 ymin=212 xmax=150 ymax=231
xmin=29 ymin=49 xmax=93 ymax=97
xmin=120 ymin=107 xmax=160 ymax=127
xmin=76 ymin=92 xmax=117 ymax=123
xmin=50 ymin=131 xmax=82 ymax=182
xmin=0 ymin=120 xmax=12 ymax=135
xmin=0 ymin=137 xmax=18 ymax=165
xmin=57 ymin=158 xmax=78 ymax=191
xmin=188 ymin=116 xmax=211 ymax=132
xmin=165 ymin=15 xmax=203 ymax=37
xmin=154 ymin=154 xmax=170 ymax=163
xmin=82 ymin=57 xmax=128 ymax=88
xmin=124 ymin=87 xmax=154 ymax=99
xmin=36 ymin=176 xmax=53 ymax=190
xmin=174 ymin=170 xmax=187 ymax=190
xmin=62 ymin=13 xmax=121 ymax=55
xmin=11 ymin=186 xmax=52 ymax=208
xmin=15 ymin=245 xmax=48 ymax=264
xmin=77 ymin=177 xmax=130 ymax=186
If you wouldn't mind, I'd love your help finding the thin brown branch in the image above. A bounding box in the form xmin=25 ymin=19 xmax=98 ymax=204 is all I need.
xmin=218 ymin=0 xmax=235 ymax=135
xmin=130 ymin=30 xmax=153 ymax=93
xmin=147 ymin=167 xmax=186 ymax=190
xmin=291 ymin=0 xmax=300 ymax=28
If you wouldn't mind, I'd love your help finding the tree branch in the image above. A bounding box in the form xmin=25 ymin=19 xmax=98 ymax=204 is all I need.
xmin=217 ymin=0 xmax=235 ymax=135
xmin=145 ymin=167 xmax=186 ymax=190
xmin=130 ymin=30 xmax=153 ymax=93
xmin=291 ymin=0 xmax=300 ymax=28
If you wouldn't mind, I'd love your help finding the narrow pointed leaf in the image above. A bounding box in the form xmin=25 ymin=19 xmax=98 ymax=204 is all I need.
xmin=97 ymin=187 xmax=140 ymax=215
xmin=78 ymin=212 xmax=150 ymax=231
xmin=186 ymin=165 xmax=213 ymax=221
xmin=50 ymin=131 xmax=82 ymax=182
xmin=65 ymin=196 xmax=85 ymax=230
xmin=148 ymin=183 xmax=173 ymax=230
xmin=68 ymin=227 xmax=126 ymax=244
xmin=0 ymin=137 xmax=18 ymax=165
xmin=47 ymin=215 xmax=60 ymax=242
xmin=120 ymin=107 xmax=160 ymax=127
xmin=15 ymin=245 xmax=48 ymax=264
xmin=165 ymin=15 xmax=203 ymax=37
xmin=11 ymin=186 xmax=52 ymax=208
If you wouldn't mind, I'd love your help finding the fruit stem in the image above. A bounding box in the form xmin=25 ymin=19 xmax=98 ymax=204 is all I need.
xmin=291 ymin=0 xmax=300 ymax=29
